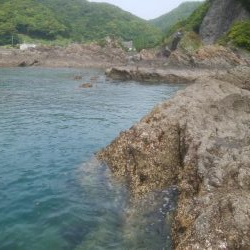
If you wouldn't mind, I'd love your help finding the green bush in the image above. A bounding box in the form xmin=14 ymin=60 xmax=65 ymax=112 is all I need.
xmin=178 ymin=31 xmax=202 ymax=52
xmin=166 ymin=0 xmax=211 ymax=37
xmin=226 ymin=20 xmax=250 ymax=51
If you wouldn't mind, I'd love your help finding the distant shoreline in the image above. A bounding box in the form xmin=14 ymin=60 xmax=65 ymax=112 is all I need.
xmin=0 ymin=44 xmax=127 ymax=69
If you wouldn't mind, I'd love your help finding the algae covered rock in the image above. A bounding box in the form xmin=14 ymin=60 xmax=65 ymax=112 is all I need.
xmin=98 ymin=66 xmax=250 ymax=249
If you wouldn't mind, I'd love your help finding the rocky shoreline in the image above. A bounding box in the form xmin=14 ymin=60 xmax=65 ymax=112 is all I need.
xmin=105 ymin=66 xmax=221 ymax=84
xmin=1 ymin=43 xmax=250 ymax=249
xmin=98 ymin=66 xmax=250 ymax=249
xmin=1 ymin=43 xmax=250 ymax=70
xmin=0 ymin=43 xmax=127 ymax=68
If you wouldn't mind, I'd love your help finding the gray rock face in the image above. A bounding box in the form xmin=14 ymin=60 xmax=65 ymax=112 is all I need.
xmin=170 ymin=32 xmax=183 ymax=51
xmin=200 ymin=0 xmax=250 ymax=45
xmin=168 ymin=45 xmax=250 ymax=69
xmin=105 ymin=66 xmax=216 ymax=83
xmin=98 ymin=66 xmax=250 ymax=249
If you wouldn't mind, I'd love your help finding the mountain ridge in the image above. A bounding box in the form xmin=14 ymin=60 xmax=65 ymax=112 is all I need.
xmin=150 ymin=1 xmax=203 ymax=33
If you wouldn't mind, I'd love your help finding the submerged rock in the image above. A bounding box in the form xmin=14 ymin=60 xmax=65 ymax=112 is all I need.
xmin=98 ymin=66 xmax=250 ymax=249
xmin=90 ymin=76 xmax=99 ymax=81
xmin=80 ymin=83 xmax=93 ymax=88
xmin=74 ymin=75 xmax=83 ymax=80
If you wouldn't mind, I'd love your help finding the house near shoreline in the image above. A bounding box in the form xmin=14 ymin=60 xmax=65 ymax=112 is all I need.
xmin=20 ymin=43 xmax=37 ymax=50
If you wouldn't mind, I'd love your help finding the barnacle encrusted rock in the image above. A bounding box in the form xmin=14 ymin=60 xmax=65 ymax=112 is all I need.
xmin=98 ymin=66 xmax=250 ymax=249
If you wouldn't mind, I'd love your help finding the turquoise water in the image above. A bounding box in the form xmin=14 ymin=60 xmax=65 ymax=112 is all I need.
xmin=0 ymin=67 xmax=182 ymax=250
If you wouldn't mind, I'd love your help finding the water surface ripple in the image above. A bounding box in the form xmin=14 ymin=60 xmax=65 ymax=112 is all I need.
xmin=0 ymin=67 xmax=183 ymax=250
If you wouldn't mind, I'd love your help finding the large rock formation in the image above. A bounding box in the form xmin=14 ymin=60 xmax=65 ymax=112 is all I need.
xmin=200 ymin=0 xmax=250 ymax=45
xmin=98 ymin=66 xmax=250 ymax=249
xmin=167 ymin=45 xmax=250 ymax=69
xmin=105 ymin=66 xmax=215 ymax=83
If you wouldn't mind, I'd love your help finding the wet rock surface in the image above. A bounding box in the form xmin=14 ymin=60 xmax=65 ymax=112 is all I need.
xmin=98 ymin=66 xmax=250 ymax=249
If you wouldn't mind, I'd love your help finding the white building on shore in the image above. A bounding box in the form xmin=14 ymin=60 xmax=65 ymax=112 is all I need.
xmin=20 ymin=43 xmax=37 ymax=50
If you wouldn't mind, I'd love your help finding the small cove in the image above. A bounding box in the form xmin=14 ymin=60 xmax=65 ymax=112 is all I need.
xmin=0 ymin=67 xmax=184 ymax=250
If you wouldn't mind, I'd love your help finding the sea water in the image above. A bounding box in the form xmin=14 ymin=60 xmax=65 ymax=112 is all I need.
xmin=0 ymin=67 xmax=182 ymax=250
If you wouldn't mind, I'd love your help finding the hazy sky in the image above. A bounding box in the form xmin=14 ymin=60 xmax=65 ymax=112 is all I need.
xmin=88 ymin=0 xmax=203 ymax=20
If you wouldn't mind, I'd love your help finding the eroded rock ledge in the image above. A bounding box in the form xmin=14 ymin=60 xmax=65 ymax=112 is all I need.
xmin=105 ymin=66 xmax=218 ymax=83
xmin=98 ymin=66 xmax=250 ymax=249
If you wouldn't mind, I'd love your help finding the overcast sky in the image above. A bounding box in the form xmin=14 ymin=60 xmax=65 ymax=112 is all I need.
xmin=88 ymin=0 xmax=203 ymax=20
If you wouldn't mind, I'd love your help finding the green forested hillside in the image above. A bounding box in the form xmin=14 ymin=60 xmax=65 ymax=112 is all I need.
xmin=0 ymin=0 xmax=162 ymax=49
xmin=149 ymin=1 xmax=203 ymax=33
xmin=0 ymin=0 xmax=67 ymax=45
xmin=166 ymin=1 xmax=211 ymax=36
xmin=161 ymin=1 xmax=211 ymax=51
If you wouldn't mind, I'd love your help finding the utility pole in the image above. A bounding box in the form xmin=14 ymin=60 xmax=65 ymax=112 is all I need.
xmin=11 ymin=35 xmax=14 ymax=47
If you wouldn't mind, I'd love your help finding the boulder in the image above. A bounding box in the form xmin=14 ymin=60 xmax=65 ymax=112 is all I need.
xmin=18 ymin=59 xmax=39 ymax=67
xmin=80 ymin=83 xmax=93 ymax=88
xmin=170 ymin=32 xmax=183 ymax=51
xmin=74 ymin=75 xmax=83 ymax=80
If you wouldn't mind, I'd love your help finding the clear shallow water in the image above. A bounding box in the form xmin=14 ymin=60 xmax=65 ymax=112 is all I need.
xmin=0 ymin=67 xmax=183 ymax=250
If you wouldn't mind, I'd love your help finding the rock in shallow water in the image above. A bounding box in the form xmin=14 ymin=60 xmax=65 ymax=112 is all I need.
xmin=80 ymin=83 xmax=93 ymax=88
xmin=74 ymin=75 xmax=83 ymax=80
xmin=98 ymin=66 xmax=250 ymax=249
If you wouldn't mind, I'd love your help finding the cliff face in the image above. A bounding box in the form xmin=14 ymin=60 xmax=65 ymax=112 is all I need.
xmin=200 ymin=0 xmax=249 ymax=44
xmin=98 ymin=66 xmax=250 ymax=249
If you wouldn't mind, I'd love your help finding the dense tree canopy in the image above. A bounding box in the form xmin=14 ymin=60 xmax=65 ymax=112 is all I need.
xmin=0 ymin=0 xmax=66 ymax=44
xmin=150 ymin=1 xmax=203 ymax=33
xmin=0 ymin=0 xmax=162 ymax=49
xmin=166 ymin=1 xmax=211 ymax=36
